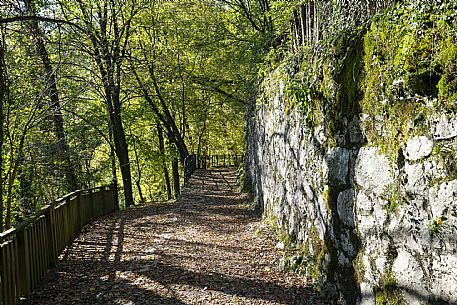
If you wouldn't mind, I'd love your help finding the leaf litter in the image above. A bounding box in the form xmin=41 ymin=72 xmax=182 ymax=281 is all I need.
xmin=30 ymin=168 xmax=338 ymax=305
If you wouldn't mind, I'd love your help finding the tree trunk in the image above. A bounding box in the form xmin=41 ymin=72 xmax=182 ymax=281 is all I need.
xmin=5 ymin=131 xmax=27 ymax=229
xmin=132 ymin=65 xmax=189 ymax=164
xmin=197 ymin=103 xmax=208 ymax=157
xmin=172 ymin=158 xmax=180 ymax=198
xmin=110 ymin=107 xmax=134 ymax=207
xmin=157 ymin=123 xmax=172 ymax=200
xmin=81 ymin=0 xmax=135 ymax=208
xmin=0 ymin=35 xmax=4 ymax=232
xmin=149 ymin=64 xmax=189 ymax=164
xmin=109 ymin=121 xmax=119 ymax=204
xmin=177 ymin=49 xmax=186 ymax=141
xmin=25 ymin=0 xmax=78 ymax=191
xmin=130 ymin=126 xmax=144 ymax=204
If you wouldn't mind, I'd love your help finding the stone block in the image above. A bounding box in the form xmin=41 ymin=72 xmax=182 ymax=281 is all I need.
xmin=359 ymin=282 xmax=375 ymax=305
xmin=433 ymin=113 xmax=457 ymax=140
xmin=404 ymin=163 xmax=426 ymax=196
xmin=337 ymin=189 xmax=356 ymax=228
xmin=392 ymin=249 xmax=428 ymax=304
xmin=349 ymin=115 xmax=364 ymax=144
xmin=324 ymin=147 xmax=350 ymax=186
xmin=429 ymin=180 xmax=457 ymax=219
xmin=404 ymin=136 xmax=434 ymax=161
xmin=430 ymin=253 xmax=457 ymax=303
xmin=355 ymin=147 xmax=394 ymax=195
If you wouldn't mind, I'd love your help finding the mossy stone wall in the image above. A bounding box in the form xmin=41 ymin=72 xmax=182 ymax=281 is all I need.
xmin=245 ymin=2 xmax=457 ymax=304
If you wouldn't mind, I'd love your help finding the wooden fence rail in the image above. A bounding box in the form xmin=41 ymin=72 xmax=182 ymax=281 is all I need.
xmin=196 ymin=154 xmax=244 ymax=170
xmin=0 ymin=185 xmax=118 ymax=305
xmin=184 ymin=154 xmax=244 ymax=185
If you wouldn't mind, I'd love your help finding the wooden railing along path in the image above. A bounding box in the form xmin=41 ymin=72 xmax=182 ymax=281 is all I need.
xmin=0 ymin=185 xmax=118 ymax=305
xmin=184 ymin=154 xmax=244 ymax=184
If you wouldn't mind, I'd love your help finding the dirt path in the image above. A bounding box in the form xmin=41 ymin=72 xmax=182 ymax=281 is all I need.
xmin=30 ymin=168 xmax=332 ymax=305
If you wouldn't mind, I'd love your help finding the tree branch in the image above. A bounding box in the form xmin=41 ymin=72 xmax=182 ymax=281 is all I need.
xmin=0 ymin=15 xmax=85 ymax=33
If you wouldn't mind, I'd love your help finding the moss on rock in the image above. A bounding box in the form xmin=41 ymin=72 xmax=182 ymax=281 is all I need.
xmin=375 ymin=271 xmax=406 ymax=305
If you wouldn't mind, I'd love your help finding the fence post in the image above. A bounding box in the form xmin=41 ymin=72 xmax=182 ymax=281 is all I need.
xmin=184 ymin=154 xmax=197 ymax=185
xmin=16 ymin=226 xmax=31 ymax=299
xmin=73 ymin=195 xmax=79 ymax=238
xmin=184 ymin=156 xmax=189 ymax=185
xmin=13 ymin=239 xmax=20 ymax=305
xmin=100 ymin=187 xmax=105 ymax=215
xmin=4 ymin=241 xmax=13 ymax=305
xmin=113 ymin=182 xmax=119 ymax=211
xmin=45 ymin=207 xmax=56 ymax=268
xmin=89 ymin=189 xmax=94 ymax=221
xmin=0 ymin=243 xmax=3 ymax=305
xmin=76 ymin=192 xmax=82 ymax=234
xmin=103 ymin=186 xmax=113 ymax=214
xmin=65 ymin=197 xmax=71 ymax=245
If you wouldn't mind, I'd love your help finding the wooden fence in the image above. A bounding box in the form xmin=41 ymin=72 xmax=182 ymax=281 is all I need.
xmin=0 ymin=185 xmax=118 ymax=305
xmin=184 ymin=154 xmax=244 ymax=184
xmin=196 ymin=154 xmax=244 ymax=170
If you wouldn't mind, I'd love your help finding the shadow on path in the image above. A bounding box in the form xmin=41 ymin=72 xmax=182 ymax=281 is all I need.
xmin=30 ymin=168 xmax=335 ymax=305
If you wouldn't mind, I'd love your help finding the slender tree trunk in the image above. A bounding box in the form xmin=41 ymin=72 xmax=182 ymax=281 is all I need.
xmin=130 ymin=126 xmax=144 ymax=204
xmin=76 ymin=0 xmax=135 ymax=208
xmin=135 ymin=177 xmax=144 ymax=203
xmin=132 ymin=65 xmax=189 ymax=164
xmin=5 ymin=131 xmax=26 ymax=229
xmin=149 ymin=64 xmax=189 ymax=163
xmin=134 ymin=162 xmax=144 ymax=204
xmin=109 ymin=120 xmax=119 ymax=204
xmin=157 ymin=123 xmax=172 ymax=200
xmin=25 ymin=0 xmax=78 ymax=191
xmin=0 ymin=34 xmax=5 ymax=232
xmin=109 ymin=102 xmax=134 ymax=207
xmin=172 ymin=158 xmax=180 ymax=198
xmin=176 ymin=45 xmax=186 ymax=140
xmin=197 ymin=104 xmax=208 ymax=157
xmin=300 ymin=5 xmax=306 ymax=46
xmin=180 ymin=68 xmax=186 ymax=140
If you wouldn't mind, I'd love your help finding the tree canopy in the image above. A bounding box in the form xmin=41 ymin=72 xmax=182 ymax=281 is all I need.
xmin=0 ymin=0 xmax=298 ymax=230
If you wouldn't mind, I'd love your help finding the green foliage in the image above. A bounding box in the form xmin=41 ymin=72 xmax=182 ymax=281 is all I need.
xmin=286 ymin=80 xmax=319 ymax=125
xmin=237 ymin=161 xmax=253 ymax=194
xmin=429 ymin=215 xmax=448 ymax=236
xmin=437 ymin=37 xmax=457 ymax=104
xmin=384 ymin=184 xmax=406 ymax=213
xmin=264 ymin=215 xmax=326 ymax=281
xmin=1 ymin=0 xmax=251 ymax=229
xmin=266 ymin=1 xmax=457 ymax=164
xmin=360 ymin=1 xmax=457 ymax=160
xmin=375 ymin=271 xmax=406 ymax=305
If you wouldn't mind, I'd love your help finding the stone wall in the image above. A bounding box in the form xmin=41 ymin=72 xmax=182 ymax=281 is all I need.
xmin=245 ymin=71 xmax=457 ymax=304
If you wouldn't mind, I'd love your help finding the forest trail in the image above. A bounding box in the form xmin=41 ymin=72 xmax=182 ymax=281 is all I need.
xmin=30 ymin=168 xmax=329 ymax=305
